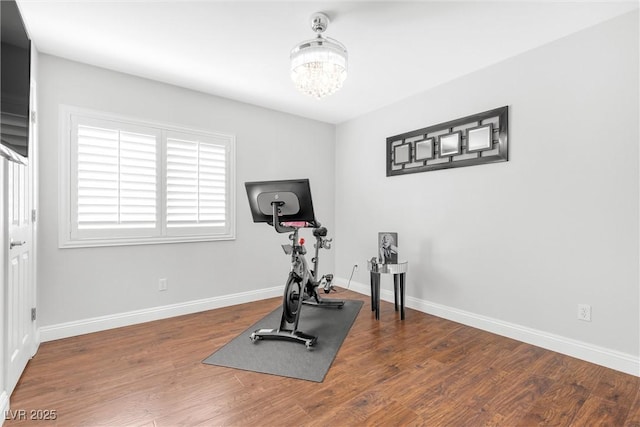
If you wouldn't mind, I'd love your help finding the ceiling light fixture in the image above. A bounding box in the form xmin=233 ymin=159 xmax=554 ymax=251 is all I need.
xmin=290 ymin=12 xmax=348 ymax=99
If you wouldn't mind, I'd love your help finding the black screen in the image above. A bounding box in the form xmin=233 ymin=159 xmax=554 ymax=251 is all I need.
xmin=1 ymin=0 xmax=31 ymax=161
xmin=245 ymin=179 xmax=317 ymax=225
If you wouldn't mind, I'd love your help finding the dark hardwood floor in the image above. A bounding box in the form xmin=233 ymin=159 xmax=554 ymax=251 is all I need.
xmin=5 ymin=288 xmax=640 ymax=426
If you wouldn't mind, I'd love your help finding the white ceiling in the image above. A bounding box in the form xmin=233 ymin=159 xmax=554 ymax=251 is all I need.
xmin=16 ymin=0 xmax=638 ymax=124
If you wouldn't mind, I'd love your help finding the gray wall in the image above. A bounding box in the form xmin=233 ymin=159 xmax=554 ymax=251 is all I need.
xmin=37 ymin=55 xmax=335 ymax=328
xmin=334 ymin=11 xmax=639 ymax=359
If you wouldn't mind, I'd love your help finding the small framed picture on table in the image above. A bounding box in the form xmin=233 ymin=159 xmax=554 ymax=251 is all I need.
xmin=378 ymin=232 xmax=398 ymax=264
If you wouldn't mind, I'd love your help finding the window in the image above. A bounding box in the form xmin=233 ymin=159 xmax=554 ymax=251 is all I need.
xmin=59 ymin=106 xmax=235 ymax=247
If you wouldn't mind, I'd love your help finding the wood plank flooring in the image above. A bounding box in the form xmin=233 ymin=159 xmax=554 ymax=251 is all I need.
xmin=5 ymin=288 xmax=639 ymax=426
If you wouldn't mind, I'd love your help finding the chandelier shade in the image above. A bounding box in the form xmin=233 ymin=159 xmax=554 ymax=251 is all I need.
xmin=290 ymin=13 xmax=348 ymax=99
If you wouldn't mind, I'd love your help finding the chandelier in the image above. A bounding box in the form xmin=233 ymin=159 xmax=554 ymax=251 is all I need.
xmin=290 ymin=12 xmax=348 ymax=99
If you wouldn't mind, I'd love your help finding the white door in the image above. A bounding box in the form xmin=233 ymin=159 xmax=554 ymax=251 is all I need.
xmin=4 ymin=80 xmax=37 ymax=396
xmin=5 ymin=158 xmax=35 ymax=395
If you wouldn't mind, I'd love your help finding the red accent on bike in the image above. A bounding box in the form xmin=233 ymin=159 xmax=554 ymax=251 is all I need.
xmin=299 ymin=238 xmax=305 ymax=245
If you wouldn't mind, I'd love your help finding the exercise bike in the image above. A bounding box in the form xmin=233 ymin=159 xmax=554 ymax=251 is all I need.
xmin=245 ymin=179 xmax=344 ymax=349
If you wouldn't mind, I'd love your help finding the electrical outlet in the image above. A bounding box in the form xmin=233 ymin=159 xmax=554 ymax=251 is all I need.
xmin=577 ymin=304 xmax=591 ymax=321
xmin=354 ymin=264 xmax=358 ymax=271
xmin=159 ymin=278 xmax=168 ymax=292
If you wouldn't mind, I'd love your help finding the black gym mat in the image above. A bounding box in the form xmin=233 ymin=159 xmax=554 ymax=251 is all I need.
xmin=202 ymin=299 xmax=363 ymax=382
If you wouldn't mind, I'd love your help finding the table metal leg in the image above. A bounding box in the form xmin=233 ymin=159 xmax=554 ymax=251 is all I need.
xmin=374 ymin=273 xmax=381 ymax=320
xmin=393 ymin=274 xmax=399 ymax=312
xmin=369 ymin=272 xmax=381 ymax=320
xmin=370 ymin=272 xmax=376 ymax=313
xmin=400 ymin=273 xmax=405 ymax=320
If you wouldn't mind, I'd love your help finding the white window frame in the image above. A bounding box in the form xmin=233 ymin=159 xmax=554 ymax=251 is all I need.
xmin=59 ymin=105 xmax=236 ymax=248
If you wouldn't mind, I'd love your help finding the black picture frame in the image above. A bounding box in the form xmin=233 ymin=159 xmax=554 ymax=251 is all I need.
xmin=378 ymin=232 xmax=398 ymax=264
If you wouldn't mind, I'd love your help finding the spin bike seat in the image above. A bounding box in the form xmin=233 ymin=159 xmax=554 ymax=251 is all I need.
xmin=313 ymin=227 xmax=328 ymax=237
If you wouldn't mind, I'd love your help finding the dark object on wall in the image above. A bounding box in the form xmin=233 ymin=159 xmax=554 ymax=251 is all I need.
xmin=1 ymin=0 xmax=31 ymax=164
xmin=386 ymin=106 xmax=508 ymax=176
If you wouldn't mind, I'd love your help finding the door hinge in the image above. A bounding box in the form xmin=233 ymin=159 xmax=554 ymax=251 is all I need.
xmin=31 ymin=307 xmax=36 ymax=322
xmin=31 ymin=111 xmax=37 ymax=124
xmin=32 ymin=209 xmax=36 ymax=223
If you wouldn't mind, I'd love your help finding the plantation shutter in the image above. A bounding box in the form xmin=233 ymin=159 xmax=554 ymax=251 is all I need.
xmin=166 ymin=132 xmax=228 ymax=230
xmin=62 ymin=107 xmax=235 ymax=247
xmin=73 ymin=118 xmax=159 ymax=238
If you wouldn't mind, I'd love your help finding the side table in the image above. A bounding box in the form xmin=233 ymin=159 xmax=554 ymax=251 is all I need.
xmin=367 ymin=260 xmax=408 ymax=320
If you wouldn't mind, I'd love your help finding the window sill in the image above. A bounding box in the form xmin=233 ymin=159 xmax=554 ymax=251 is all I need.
xmin=58 ymin=233 xmax=236 ymax=249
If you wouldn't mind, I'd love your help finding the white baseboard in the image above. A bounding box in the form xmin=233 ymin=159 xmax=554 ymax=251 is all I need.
xmin=39 ymin=286 xmax=282 ymax=343
xmin=341 ymin=278 xmax=640 ymax=377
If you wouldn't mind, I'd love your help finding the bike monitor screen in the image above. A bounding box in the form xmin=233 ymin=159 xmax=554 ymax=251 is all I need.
xmin=245 ymin=179 xmax=316 ymax=224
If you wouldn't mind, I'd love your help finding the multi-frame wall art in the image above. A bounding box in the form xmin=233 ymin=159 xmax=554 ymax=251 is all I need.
xmin=386 ymin=106 xmax=509 ymax=177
